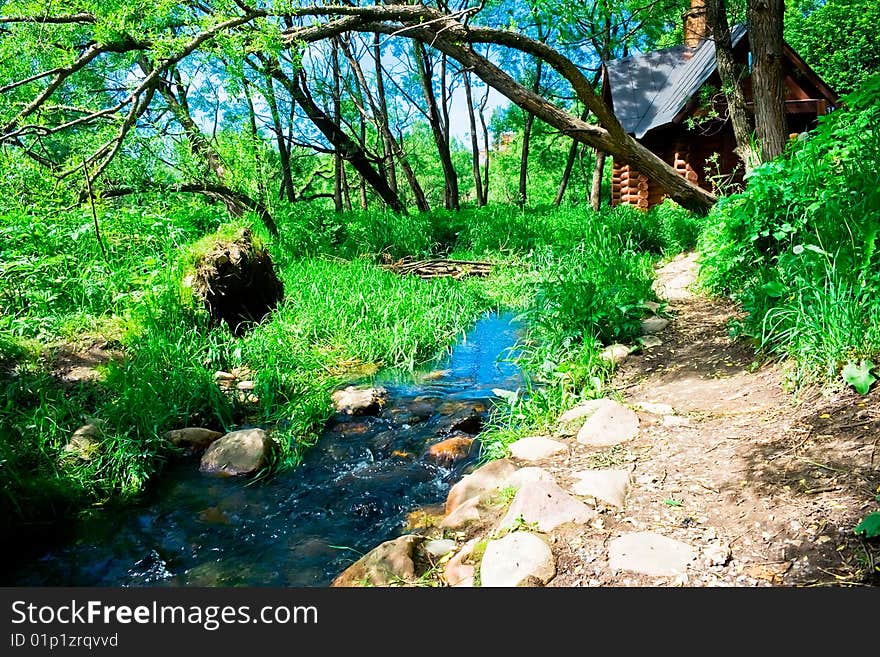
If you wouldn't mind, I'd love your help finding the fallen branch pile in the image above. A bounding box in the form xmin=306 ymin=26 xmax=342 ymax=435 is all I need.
xmin=381 ymin=257 xmax=493 ymax=280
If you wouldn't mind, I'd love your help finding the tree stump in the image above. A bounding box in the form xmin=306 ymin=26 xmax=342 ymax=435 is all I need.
xmin=192 ymin=228 xmax=284 ymax=336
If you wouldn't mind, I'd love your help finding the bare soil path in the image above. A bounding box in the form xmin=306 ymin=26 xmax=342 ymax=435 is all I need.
xmin=544 ymin=252 xmax=880 ymax=586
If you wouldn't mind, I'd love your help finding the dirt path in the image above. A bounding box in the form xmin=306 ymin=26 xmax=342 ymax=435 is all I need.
xmin=543 ymin=252 xmax=880 ymax=587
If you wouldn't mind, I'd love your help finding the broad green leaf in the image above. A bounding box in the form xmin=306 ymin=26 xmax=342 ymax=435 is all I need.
xmin=853 ymin=512 xmax=880 ymax=539
xmin=841 ymin=360 xmax=877 ymax=395
xmin=761 ymin=281 xmax=787 ymax=298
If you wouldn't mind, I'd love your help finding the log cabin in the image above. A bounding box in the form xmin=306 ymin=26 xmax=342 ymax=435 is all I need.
xmin=603 ymin=0 xmax=839 ymax=209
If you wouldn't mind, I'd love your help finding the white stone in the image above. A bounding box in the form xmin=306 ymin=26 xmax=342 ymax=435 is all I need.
xmin=608 ymin=532 xmax=696 ymax=576
xmin=600 ymin=343 xmax=631 ymax=365
xmin=639 ymin=335 xmax=663 ymax=348
xmin=632 ymin=401 xmax=675 ymax=415
xmin=480 ymin=532 xmax=556 ymax=587
xmin=508 ymin=436 xmax=567 ymax=461
xmin=576 ymin=398 xmax=639 ymax=446
xmin=641 ymin=316 xmax=670 ymax=334
xmin=498 ymin=480 xmax=596 ymax=533
xmin=424 ymin=539 xmax=458 ymax=559
xmin=571 ymin=469 xmax=632 ymax=508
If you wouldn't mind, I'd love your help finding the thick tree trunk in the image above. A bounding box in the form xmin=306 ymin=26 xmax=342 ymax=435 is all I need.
xmin=463 ymin=71 xmax=484 ymax=206
xmin=706 ymin=0 xmax=760 ymax=171
xmin=413 ymin=42 xmax=460 ymax=210
xmin=590 ymin=149 xmax=606 ymax=211
xmin=747 ymin=0 xmax=787 ymax=161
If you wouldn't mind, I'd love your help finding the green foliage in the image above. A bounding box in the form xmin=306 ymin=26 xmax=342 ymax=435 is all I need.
xmin=786 ymin=0 xmax=880 ymax=95
xmin=698 ymin=74 xmax=880 ymax=386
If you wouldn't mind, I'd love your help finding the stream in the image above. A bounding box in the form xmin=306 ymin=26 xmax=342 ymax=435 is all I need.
xmin=6 ymin=311 xmax=525 ymax=586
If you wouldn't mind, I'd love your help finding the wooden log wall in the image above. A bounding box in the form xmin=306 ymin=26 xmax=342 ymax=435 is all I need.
xmin=611 ymin=162 xmax=650 ymax=209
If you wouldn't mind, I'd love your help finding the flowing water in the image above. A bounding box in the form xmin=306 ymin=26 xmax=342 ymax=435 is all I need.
xmin=6 ymin=311 xmax=525 ymax=586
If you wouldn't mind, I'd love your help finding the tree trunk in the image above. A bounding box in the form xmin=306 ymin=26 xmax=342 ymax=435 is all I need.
xmin=373 ymin=33 xmax=398 ymax=196
xmin=413 ymin=42 xmax=460 ymax=210
xmin=340 ymin=35 xmax=429 ymax=212
xmin=282 ymin=70 xmax=406 ymax=213
xmin=554 ymin=108 xmax=589 ymax=206
xmin=331 ymin=40 xmax=344 ymax=212
xmin=463 ymin=71 xmax=484 ymax=206
xmin=706 ymin=0 xmax=760 ymax=171
xmin=518 ymin=60 xmax=543 ymax=208
xmin=747 ymin=0 xmax=787 ymax=161
xmin=262 ymin=71 xmax=296 ymax=202
xmin=153 ymin=68 xmax=277 ymax=235
xmin=478 ymin=82 xmax=491 ymax=205
xmin=590 ymin=149 xmax=606 ymax=211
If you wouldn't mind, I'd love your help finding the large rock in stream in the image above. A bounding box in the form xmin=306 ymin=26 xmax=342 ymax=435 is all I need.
xmin=331 ymin=535 xmax=423 ymax=587
xmin=199 ymin=428 xmax=272 ymax=477
xmin=331 ymin=386 xmax=388 ymax=416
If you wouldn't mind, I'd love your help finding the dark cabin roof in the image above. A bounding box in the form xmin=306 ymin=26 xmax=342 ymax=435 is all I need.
xmin=606 ymin=24 xmax=747 ymax=139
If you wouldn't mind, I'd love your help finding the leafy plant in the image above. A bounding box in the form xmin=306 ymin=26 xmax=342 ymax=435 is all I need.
xmin=841 ymin=360 xmax=877 ymax=395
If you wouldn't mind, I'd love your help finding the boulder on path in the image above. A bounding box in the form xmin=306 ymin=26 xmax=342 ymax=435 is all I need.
xmin=331 ymin=386 xmax=388 ymax=415
xmin=199 ymin=428 xmax=272 ymax=477
xmin=608 ymin=532 xmax=696 ymax=576
xmin=570 ymin=469 xmax=632 ymax=508
xmin=165 ymin=427 xmax=223 ymax=454
xmin=331 ymin=535 xmax=422 ymax=587
xmin=600 ymin=343 xmax=631 ymax=366
xmin=480 ymin=532 xmax=556 ymax=587
xmin=576 ymin=398 xmax=639 ymax=447
xmin=508 ymin=436 xmax=567 ymax=462
xmin=640 ymin=316 xmax=670 ymax=334
xmin=558 ymin=400 xmax=605 ymax=430
xmin=505 ymin=466 xmax=556 ymax=490
xmin=445 ymin=458 xmax=518 ymax=517
xmin=498 ymin=478 xmax=596 ymax=533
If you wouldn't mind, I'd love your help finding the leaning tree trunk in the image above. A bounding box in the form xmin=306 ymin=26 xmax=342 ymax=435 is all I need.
xmin=272 ymin=65 xmax=405 ymax=213
xmin=747 ymin=0 xmax=787 ymax=161
xmin=373 ymin=33 xmax=398 ymax=196
xmin=414 ymin=42 xmax=460 ymax=211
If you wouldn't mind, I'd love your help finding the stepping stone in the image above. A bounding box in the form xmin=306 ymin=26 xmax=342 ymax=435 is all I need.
xmin=498 ymin=479 xmax=596 ymax=533
xmin=641 ymin=316 xmax=670 ymax=334
xmin=608 ymin=532 xmax=695 ymax=576
xmin=506 ymin=466 xmax=557 ymax=490
xmin=639 ymin=335 xmax=663 ymax=348
xmin=662 ymin=415 xmax=690 ymax=427
xmin=445 ymin=458 xmax=518 ymax=516
xmin=508 ymin=436 xmax=567 ymax=461
xmin=558 ymin=399 xmax=605 ymax=426
xmin=480 ymin=532 xmax=556 ymax=587
xmin=576 ymin=398 xmax=639 ymax=447
xmin=571 ymin=469 xmax=632 ymax=508
xmin=600 ymin=343 xmax=631 ymax=365
xmin=632 ymin=401 xmax=674 ymax=415
xmin=199 ymin=428 xmax=272 ymax=477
